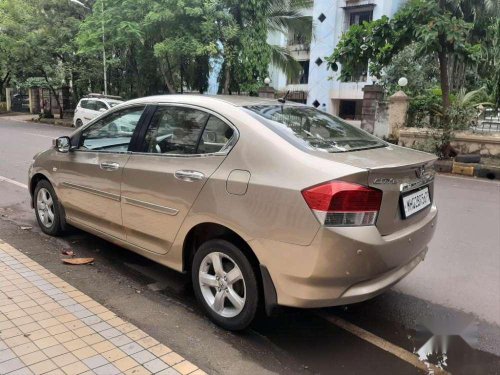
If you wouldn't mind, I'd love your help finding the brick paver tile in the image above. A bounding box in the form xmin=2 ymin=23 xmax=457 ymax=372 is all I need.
xmin=1 ymin=327 xmax=22 ymax=338
xmin=9 ymin=366 xmax=35 ymax=375
xmin=156 ymin=368 xmax=181 ymax=375
xmin=12 ymin=342 xmax=39 ymax=357
xmin=161 ymin=352 xmax=184 ymax=366
xmin=63 ymin=338 xmax=88 ymax=352
xmin=82 ymin=333 xmax=105 ymax=346
xmin=52 ymin=352 xmax=79 ymax=367
xmin=4 ymin=334 xmax=31 ymax=348
xmin=92 ymin=340 xmax=115 ymax=354
xmin=130 ymin=349 xmax=156 ymax=364
xmin=136 ymin=336 xmax=159 ymax=349
xmin=113 ymin=356 xmax=140 ymax=372
xmin=82 ymin=354 xmax=108 ymax=369
xmin=149 ymin=344 xmax=172 ymax=357
xmin=143 ymin=358 xmax=169 ymax=373
xmin=124 ymin=366 xmax=152 ymax=375
xmin=29 ymin=358 xmax=58 ymax=374
xmin=61 ymin=361 xmax=90 ymax=375
xmin=173 ymin=360 xmax=199 ymax=375
xmin=120 ymin=342 xmax=144 ymax=356
xmin=72 ymin=346 xmax=98 ymax=360
xmin=102 ymin=347 xmax=127 ymax=362
xmin=43 ymin=344 xmax=69 ymax=358
xmin=190 ymin=370 xmax=208 ymax=375
xmin=20 ymin=350 xmax=49 ymax=366
xmin=1 ymin=357 xmax=26 ymax=373
xmin=93 ymin=363 xmax=121 ymax=375
xmin=0 ymin=348 xmax=16 ymax=362
xmin=33 ymin=336 xmax=59 ymax=350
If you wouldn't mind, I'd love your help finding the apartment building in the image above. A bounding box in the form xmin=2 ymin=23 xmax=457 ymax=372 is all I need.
xmin=268 ymin=0 xmax=405 ymax=125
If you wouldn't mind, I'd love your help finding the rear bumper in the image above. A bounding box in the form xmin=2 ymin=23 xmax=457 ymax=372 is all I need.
xmin=251 ymin=204 xmax=437 ymax=308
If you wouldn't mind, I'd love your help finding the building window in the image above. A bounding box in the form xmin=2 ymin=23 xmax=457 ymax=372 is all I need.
xmin=338 ymin=100 xmax=363 ymax=121
xmin=288 ymin=60 xmax=309 ymax=85
xmin=349 ymin=10 xmax=373 ymax=26
xmin=287 ymin=16 xmax=312 ymax=46
xmin=341 ymin=62 xmax=368 ymax=83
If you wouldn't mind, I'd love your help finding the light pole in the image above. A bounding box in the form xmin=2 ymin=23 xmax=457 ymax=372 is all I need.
xmin=70 ymin=0 xmax=107 ymax=96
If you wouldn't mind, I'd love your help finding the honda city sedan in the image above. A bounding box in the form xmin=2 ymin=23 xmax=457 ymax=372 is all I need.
xmin=29 ymin=95 xmax=438 ymax=330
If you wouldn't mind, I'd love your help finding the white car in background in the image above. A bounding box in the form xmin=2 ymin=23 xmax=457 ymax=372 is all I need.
xmin=73 ymin=95 xmax=123 ymax=127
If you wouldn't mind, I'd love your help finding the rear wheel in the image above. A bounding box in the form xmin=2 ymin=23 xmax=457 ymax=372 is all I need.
xmin=192 ymin=239 xmax=259 ymax=330
xmin=34 ymin=180 xmax=65 ymax=236
xmin=75 ymin=119 xmax=83 ymax=128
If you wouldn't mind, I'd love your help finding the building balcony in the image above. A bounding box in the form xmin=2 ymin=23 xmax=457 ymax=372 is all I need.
xmin=287 ymin=44 xmax=311 ymax=61
xmin=330 ymin=81 xmax=368 ymax=100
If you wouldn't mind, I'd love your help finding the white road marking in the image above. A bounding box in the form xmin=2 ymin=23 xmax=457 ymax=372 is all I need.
xmin=317 ymin=312 xmax=449 ymax=374
xmin=438 ymin=173 xmax=499 ymax=185
xmin=23 ymin=132 xmax=55 ymax=139
xmin=0 ymin=176 xmax=28 ymax=189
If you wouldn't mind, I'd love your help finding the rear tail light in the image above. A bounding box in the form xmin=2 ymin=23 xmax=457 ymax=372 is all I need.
xmin=302 ymin=181 xmax=382 ymax=226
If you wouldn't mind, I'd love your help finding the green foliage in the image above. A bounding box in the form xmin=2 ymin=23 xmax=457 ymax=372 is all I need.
xmin=380 ymin=44 xmax=439 ymax=97
xmin=1 ymin=0 xmax=306 ymax=101
xmin=327 ymin=0 xmax=481 ymax=82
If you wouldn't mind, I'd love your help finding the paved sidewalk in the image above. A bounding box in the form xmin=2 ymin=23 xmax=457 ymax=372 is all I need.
xmin=0 ymin=239 xmax=206 ymax=375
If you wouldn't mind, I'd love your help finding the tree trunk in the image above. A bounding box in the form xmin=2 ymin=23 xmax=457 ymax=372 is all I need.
xmin=438 ymin=0 xmax=450 ymax=114
xmin=42 ymin=69 xmax=63 ymax=119
xmin=438 ymin=49 xmax=450 ymax=112
xmin=164 ymin=56 xmax=176 ymax=94
xmin=180 ymin=57 xmax=184 ymax=94
xmin=0 ymin=72 xmax=10 ymax=102
xmin=224 ymin=62 xmax=231 ymax=94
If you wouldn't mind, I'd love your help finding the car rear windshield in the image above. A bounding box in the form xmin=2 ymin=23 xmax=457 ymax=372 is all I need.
xmin=245 ymin=105 xmax=386 ymax=153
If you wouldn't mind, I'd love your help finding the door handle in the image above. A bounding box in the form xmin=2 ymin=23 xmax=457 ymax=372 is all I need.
xmin=174 ymin=170 xmax=205 ymax=182
xmin=100 ymin=162 xmax=120 ymax=171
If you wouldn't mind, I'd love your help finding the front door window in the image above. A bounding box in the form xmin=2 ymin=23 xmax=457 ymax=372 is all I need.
xmin=79 ymin=106 xmax=145 ymax=152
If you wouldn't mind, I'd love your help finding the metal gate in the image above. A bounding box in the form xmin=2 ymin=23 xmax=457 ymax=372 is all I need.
xmin=10 ymin=89 xmax=30 ymax=112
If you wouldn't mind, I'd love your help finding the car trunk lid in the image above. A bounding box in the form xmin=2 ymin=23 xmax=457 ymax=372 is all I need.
xmin=312 ymin=145 xmax=436 ymax=235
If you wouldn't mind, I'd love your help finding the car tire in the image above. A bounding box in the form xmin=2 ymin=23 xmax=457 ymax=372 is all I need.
xmin=192 ymin=239 xmax=259 ymax=331
xmin=34 ymin=180 xmax=65 ymax=236
xmin=75 ymin=119 xmax=83 ymax=128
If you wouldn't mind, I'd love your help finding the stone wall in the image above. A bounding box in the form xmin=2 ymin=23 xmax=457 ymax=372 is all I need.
xmin=399 ymin=128 xmax=500 ymax=157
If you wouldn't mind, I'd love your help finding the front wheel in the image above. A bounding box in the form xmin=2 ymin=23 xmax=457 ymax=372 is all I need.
xmin=34 ymin=180 xmax=65 ymax=236
xmin=192 ymin=239 xmax=259 ymax=330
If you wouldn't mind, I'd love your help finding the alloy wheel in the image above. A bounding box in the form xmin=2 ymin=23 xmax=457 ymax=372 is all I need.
xmin=37 ymin=187 xmax=55 ymax=228
xmin=198 ymin=252 xmax=246 ymax=318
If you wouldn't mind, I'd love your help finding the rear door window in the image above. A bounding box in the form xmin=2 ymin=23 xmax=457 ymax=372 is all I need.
xmin=245 ymin=105 xmax=386 ymax=153
xmin=199 ymin=116 xmax=235 ymax=154
xmin=142 ymin=106 xmax=209 ymax=155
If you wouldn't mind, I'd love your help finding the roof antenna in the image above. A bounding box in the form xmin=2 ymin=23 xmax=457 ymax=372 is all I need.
xmin=278 ymin=90 xmax=290 ymax=104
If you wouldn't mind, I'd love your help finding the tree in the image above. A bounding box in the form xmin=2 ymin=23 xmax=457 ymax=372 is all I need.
xmin=0 ymin=0 xmax=86 ymax=117
xmin=327 ymin=0 xmax=481 ymax=116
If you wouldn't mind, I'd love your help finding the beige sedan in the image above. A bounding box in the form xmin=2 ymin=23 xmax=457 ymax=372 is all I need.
xmin=29 ymin=95 xmax=437 ymax=330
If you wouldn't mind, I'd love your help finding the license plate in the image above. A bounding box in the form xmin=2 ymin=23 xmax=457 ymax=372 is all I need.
xmin=400 ymin=187 xmax=431 ymax=219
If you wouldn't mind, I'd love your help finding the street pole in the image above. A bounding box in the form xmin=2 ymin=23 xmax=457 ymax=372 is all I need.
xmin=101 ymin=0 xmax=107 ymax=96
xmin=69 ymin=0 xmax=106 ymax=95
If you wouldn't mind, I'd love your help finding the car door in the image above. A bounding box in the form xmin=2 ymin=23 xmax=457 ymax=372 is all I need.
xmin=57 ymin=105 xmax=147 ymax=239
xmin=120 ymin=104 xmax=237 ymax=254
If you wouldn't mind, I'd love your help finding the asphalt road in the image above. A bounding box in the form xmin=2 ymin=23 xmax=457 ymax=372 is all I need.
xmin=0 ymin=115 xmax=499 ymax=375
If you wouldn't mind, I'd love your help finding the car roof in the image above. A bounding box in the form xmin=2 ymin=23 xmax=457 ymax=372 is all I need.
xmin=124 ymin=94 xmax=305 ymax=108
xmin=80 ymin=98 xmax=123 ymax=103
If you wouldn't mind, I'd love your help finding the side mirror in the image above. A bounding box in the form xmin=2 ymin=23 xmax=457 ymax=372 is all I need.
xmin=99 ymin=108 xmax=107 ymax=113
xmin=54 ymin=136 xmax=71 ymax=153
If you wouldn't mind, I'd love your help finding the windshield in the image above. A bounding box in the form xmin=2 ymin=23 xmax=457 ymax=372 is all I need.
xmin=245 ymin=105 xmax=386 ymax=153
